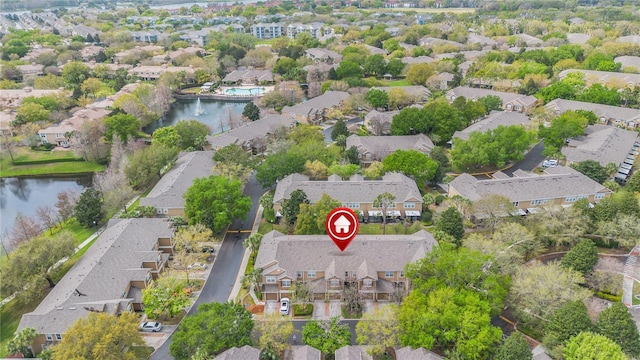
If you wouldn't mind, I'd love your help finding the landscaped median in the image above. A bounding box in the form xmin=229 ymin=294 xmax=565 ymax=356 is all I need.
xmin=0 ymin=147 xmax=104 ymax=178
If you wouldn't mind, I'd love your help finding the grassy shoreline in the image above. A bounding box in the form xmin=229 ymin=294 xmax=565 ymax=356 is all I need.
xmin=0 ymin=147 xmax=104 ymax=178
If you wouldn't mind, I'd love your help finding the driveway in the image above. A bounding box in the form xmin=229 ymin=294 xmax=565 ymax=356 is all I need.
xmin=150 ymin=173 xmax=265 ymax=360
xmin=502 ymin=141 xmax=545 ymax=175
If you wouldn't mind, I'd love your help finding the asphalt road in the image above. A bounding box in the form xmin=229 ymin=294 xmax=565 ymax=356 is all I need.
xmin=502 ymin=140 xmax=546 ymax=175
xmin=322 ymin=117 xmax=364 ymax=143
xmin=150 ymin=173 xmax=265 ymax=360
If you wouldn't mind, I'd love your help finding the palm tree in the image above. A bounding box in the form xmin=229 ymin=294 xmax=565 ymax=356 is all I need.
xmin=243 ymin=233 xmax=263 ymax=254
xmin=242 ymin=267 xmax=263 ymax=291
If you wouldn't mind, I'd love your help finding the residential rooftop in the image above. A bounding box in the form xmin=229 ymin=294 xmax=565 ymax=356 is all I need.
xmin=562 ymin=124 xmax=639 ymax=167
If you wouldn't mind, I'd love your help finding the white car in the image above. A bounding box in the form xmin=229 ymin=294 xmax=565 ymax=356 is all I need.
xmin=279 ymin=297 xmax=290 ymax=315
xmin=187 ymin=262 xmax=207 ymax=270
xmin=140 ymin=322 xmax=162 ymax=332
xmin=542 ymin=159 xmax=558 ymax=168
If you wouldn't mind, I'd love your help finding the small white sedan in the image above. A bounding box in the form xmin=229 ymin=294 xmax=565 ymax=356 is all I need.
xmin=187 ymin=262 xmax=207 ymax=270
xmin=140 ymin=322 xmax=162 ymax=332
xmin=279 ymin=298 xmax=290 ymax=315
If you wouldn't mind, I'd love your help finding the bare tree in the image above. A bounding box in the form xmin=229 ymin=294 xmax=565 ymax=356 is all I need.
xmin=55 ymin=189 xmax=80 ymax=226
xmin=373 ymin=192 xmax=396 ymax=235
xmin=0 ymin=131 xmax=18 ymax=162
xmin=35 ymin=205 xmax=58 ymax=234
xmin=11 ymin=212 xmax=43 ymax=248
xmin=73 ymin=120 xmax=109 ymax=162
xmin=342 ymin=280 xmax=362 ymax=316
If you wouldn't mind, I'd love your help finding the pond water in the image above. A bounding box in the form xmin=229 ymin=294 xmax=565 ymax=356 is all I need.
xmin=0 ymin=176 xmax=91 ymax=242
xmin=144 ymin=98 xmax=249 ymax=134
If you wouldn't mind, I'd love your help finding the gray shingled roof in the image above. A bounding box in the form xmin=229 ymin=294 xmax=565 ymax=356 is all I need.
xmin=545 ymin=99 xmax=640 ymax=123
xmin=395 ymin=346 xmax=443 ymax=360
xmin=215 ymin=345 xmax=260 ymax=360
xmin=615 ymin=55 xmax=640 ymax=69
xmin=452 ymin=111 xmax=531 ymax=141
xmin=447 ymin=87 xmax=537 ymax=108
xmin=336 ymin=346 xmax=374 ymax=360
xmin=372 ymin=86 xmax=431 ymax=99
xmin=449 ymin=166 xmax=611 ymax=202
xmin=255 ymin=230 xmax=437 ymax=282
xmin=282 ymin=91 xmax=350 ymax=117
xmin=140 ymin=151 xmax=215 ymax=209
xmin=562 ymin=125 xmax=639 ymax=167
xmin=18 ymin=219 xmax=174 ymax=335
xmin=291 ymin=345 xmax=322 ymax=360
xmin=222 ymin=68 xmax=273 ymax=82
xmin=273 ymin=172 xmax=422 ymax=205
xmin=206 ymin=114 xmax=296 ymax=150
xmin=558 ymin=69 xmax=640 ymax=86
xmin=346 ymin=134 xmax=434 ymax=156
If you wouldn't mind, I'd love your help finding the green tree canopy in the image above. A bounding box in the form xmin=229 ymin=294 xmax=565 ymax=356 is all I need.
xmin=302 ymin=317 xmax=351 ymax=355
xmin=596 ymin=302 xmax=640 ymax=357
xmin=363 ymin=54 xmax=387 ymax=77
xmin=561 ymin=239 xmax=599 ymax=275
xmin=124 ymin=144 xmax=179 ymax=189
xmin=365 ymin=89 xmax=389 ymax=109
xmin=435 ymin=207 xmax=465 ymax=245
xmin=174 ymin=120 xmax=209 ymax=150
xmin=405 ymin=63 xmax=433 ymax=85
xmin=282 ymin=189 xmax=309 ymax=225
xmin=256 ymin=150 xmax=306 ymax=187
xmin=570 ymin=160 xmax=609 ymax=184
xmin=540 ymin=111 xmax=588 ymax=156
xmin=356 ymin=304 xmax=400 ymax=356
xmin=152 ymin=126 xmax=180 ymax=148
xmin=14 ymin=102 xmax=50 ymax=125
xmin=183 ymin=175 xmax=251 ymax=233
xmin=494 ymin=332 xmax=532 ymax=360
xmin=382 ymin=149 xmax=438 ymax=188
xmin=170 ymin=302 xmax=253 ymax=359
xmin=242 ymin=101 xmax=260 ymax=121
xmin=331 ymin=119 xmax=350 ymax=142
xmin=294 ymin=194 xmax=341 ymax=235
xmin=74 ymin=188 xmax=104 ymax=227
xmin=104 ymin=113 xmax=140 ymax=144
xmin=564 ymin=332 xmax=627 ymax=360
xmin=543 ymin=300 xmax=593 ymax=357
xmin=52 ymin=312 xmax=146 ymax=360
xmin=142 ymin=275 xmax=191 ymax=319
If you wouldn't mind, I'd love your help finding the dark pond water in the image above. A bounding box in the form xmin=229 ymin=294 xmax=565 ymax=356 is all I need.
xmin=0 ymin=176 xmax=91 ymax=241
xmin=144 ymin=98 xmax=249 ymax=134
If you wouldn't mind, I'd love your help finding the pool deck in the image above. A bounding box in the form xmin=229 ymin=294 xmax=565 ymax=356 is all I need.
xmin=175 ymin=85 xmax=274 ymax=100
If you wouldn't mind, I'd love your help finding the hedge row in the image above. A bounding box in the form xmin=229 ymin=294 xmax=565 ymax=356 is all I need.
xmin=12 ymin=157 xmax=85 ymax=165
xmin=596 ymin=291 xmax=621 ymax=302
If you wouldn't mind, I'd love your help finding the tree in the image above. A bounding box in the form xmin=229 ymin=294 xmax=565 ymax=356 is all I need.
xmin=81 ymin=77 xmax=104 ymax=98
xmin=363 ymin=54 xmax=386 ymax=77
xmin=494 ymin=333 xmax=532 ymax=360
xmin=356 ymin=304 xmax=400 ymax=356
xmin=153 ymin=126 xmax=180 ymax=148
xmin=570 ymin=160 xmax=609 ymax=184
xmin=2 ymin=231 xmax=76 ymax=301
xmin=336 ymin=60 xmax=363 ymax=79
xmin=183 ymin=175 xmax=251 ymax=233
xmin=510 ymin=261 xmax=592 ymax=328
xmin=382 ymin=149 xmax=438 ymax=188
xmin=295 ymin=194 xmax=341 ymax=235
xmin=390 ymin=107 xmax=429 ymax=135
xmin=282 ymin=189 xmax=309 ymax=225
xmin=0 ymin=131 xmax=18 ymax=162
xmin=543 ymin=301 xmax=593 ymax=357
xmin=373 ymin=192 xmax=396 ymax=235
xmin=256 ymin=150 xmax=306 ymax=187
xmin=429 ymin=147 xmax=450 ymax=183
xmin=331 ymin=119 xmax=349 ymax=142
xmin=103 ymin=113 xmax=140 ymax=144
xmin=74 ymin=188 xmax=104 ymax=227
xmin=142 ymin=275 xmax=192 ymax=319
xmin=292 ymin=281 xmax=312 ymax=305
xmin=124 ymin=143 xmax=179 ymax=189
xmin=243 ymin=233 xmax=263 ymax=254
xmin=61 ymin=61 xmax=91 ymax=97
xmin=10 ymin=212 xmax=43 ymax=246
xmin=242 ymin=101 xmax=260 ymax=121
xmin=451 ymin=126 xmax=535 ymax=170
xmin=55 ymin=189 xmax=79 ymax=225
xmin=539 ymin=111 xmax=588 ymax=155
xmin=561 ymin=239 xmax=598 ymax=275
xmin=35 ymin=205 xmax=58 ymax=234
xmin=596 ymin=302 xmax=640 ymax=357
xmin=174 ymin=120 xmax=209 ymax=150
xmin=254 ymin=313 xmax=294 ymax=356
xmin=14 ymin=102 xmax=50 ymax=124
xmin=213 ymin=143 xmax=257 ymax=183
xmin=302 ymin=317 xmax=351 ymax=356
xmin=170 ymin=302 xmax=253 ymax=359
xmin=563 ymin=332 xmax=627 ymax=360
xmin=386 ymin=58 xmax=405 ymax=78
xmin=405 ymin=63 xmax=434 ymax=86
xmin=365 ymin=89 xmax=388 ymax=109
xmin=4 ymin=328 xmax=37 ymax=358
xmin=435 ymin=207 xmax=465 ymax=245
xmin=171 ymin=224 xmax=214 ymax=284
xmin=52 ymin=312 xmax=146 ymax=360
xmin=328 ymin=163 xmax=359 ymax=179
xmin=399 ymin=286 xmax=502 ymax=358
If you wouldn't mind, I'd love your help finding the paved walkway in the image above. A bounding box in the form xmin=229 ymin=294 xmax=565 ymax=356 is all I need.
xmin=622 ymin=245 xmax=639 ymax=308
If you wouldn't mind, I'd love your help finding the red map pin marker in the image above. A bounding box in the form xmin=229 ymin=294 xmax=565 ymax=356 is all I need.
xmin=326 ymin=207 xmax=359 ymax=252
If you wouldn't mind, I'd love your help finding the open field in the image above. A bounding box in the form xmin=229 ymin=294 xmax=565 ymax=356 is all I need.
xmin=371 ymin=7 xmax=476 ymax=14
xmin=0 ymin=147 xmax=104 ymax=177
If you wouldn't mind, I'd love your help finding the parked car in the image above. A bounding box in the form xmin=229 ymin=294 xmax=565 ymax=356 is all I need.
xmin=279 ymin=297 xmax=290 ymax=315
xmin=187 ymin=262 xmax=207 ymax=270
xmin=542 ymin=159 xmax=558 ymax=168
xmin=140 ymin=322 xmax=162 ymax=332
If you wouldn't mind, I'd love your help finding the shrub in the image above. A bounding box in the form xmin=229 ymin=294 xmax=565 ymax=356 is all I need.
xmin=293 ymin=303 xmax=313 ymax=316
xmin=435 ymin=194 xmax=445 ymax=205
xmin=596 ymin=291 xmax=621 ymax=302
xmin=421 ymin=210 xmax=433 ymax=223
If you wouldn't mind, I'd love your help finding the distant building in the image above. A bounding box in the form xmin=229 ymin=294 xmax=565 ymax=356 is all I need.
xmin=451 ymin=111 xmax=531 ymax=143
xmin=558 ymin=69 xmax=640 ymax=88
xmin=221 ymin=68 xmax=274 ymax=85
xmin=346 ymin=134 xmax=434 ymax=167
xmin=446 ymin=87 xmax=538 ymax=114
xmin=281 ymin=91 xmax=349 ymax=125
xmin=545 ymin=99 xmax=640 ymax=129
xmin=139 ymin=151 xmax=215 ymax=217
xmin=250 ymin=22 xmax=285 ymax=39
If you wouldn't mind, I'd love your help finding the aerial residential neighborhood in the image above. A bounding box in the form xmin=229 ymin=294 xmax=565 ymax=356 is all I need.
xmin=0 ymin=0 xmax=640 ymax=360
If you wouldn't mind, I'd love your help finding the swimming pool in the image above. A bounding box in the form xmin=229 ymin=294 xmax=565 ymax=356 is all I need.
xmin=225 ymin=87 xmax=265 ymax=95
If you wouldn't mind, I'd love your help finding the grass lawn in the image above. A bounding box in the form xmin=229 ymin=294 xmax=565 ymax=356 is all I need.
xmin=0 ymin=147 xmax=105 ymax=177
xmin=381 ymin=79 xmax=410 ymax=86
xmin=0 ymin=295 xmax=44 ymax=357
xmin=633 ymin=280 xmax=640 ymax=306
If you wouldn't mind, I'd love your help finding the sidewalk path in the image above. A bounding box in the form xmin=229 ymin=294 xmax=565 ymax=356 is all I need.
xmin=622 ymin=245 xmax=639 ymax=308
